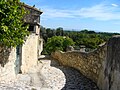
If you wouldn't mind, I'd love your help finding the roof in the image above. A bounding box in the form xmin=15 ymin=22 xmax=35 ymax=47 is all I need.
xmin=22 ymin=3 xmax=43 ymax=15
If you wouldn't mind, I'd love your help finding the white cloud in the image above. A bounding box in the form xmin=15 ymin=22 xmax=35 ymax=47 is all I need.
xmin=77 ymin=4 xmax=120 ymax=20
xmin=41 ymin=3 xmax=120 ymax=21
xmin=111 ymin=4 xmax=118 ymax=7
xmin=41 ymin=8 xmax=75 ymax=19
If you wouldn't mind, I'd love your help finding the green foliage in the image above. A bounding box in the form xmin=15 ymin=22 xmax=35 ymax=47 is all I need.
xmin=64 ymin=30 xmax=119 ymax=49
xmin=72 ymin=33 xmax=104 ymax=49
xmin=63 ymin=37 xmax=75 ymax=50
xmin=40 ymin=27 xmax=120 ymax=53
xmin=0 ymin=0 xmax=29 ymax=47
xmin=56 ymin=27 xmax=64 ymax=36
xmin=44 ymin=36 xmax=74 ymax=54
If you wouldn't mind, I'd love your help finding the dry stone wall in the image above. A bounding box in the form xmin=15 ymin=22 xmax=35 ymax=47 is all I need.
xmin=52 ymin=36 xmax=120 ymax=90
xmin=52 ymin=44 xmax=107 ymax=83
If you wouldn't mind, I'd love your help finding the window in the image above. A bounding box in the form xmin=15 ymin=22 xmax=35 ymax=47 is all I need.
xmin=28 ymin=25 xmax=34 ymax=32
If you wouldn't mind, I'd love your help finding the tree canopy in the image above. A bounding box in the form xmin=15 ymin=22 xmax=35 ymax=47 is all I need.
xmin=44 ymin=36 xmax=75 ymax=54
xmin=40 ymin=26 xmax=120 ymax=53
xmin=0 ymin=0 xmax=29 ymax=47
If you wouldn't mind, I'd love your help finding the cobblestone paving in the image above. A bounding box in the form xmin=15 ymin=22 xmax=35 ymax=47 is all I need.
xmin=40 ymin=59 xmax=99 ymax=90
xmin=60 ymin=67 xmax=99 ymax=90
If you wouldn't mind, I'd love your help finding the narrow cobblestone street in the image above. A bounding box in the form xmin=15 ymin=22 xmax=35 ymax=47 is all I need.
xmin=40 ymin=57 xmax=99 ymax=90
xmin=60 ymin=67 xmax=98 ymax=90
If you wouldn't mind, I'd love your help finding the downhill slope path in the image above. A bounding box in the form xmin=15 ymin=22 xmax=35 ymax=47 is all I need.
xmin=40 ymin=56 xmax=99 ymax=90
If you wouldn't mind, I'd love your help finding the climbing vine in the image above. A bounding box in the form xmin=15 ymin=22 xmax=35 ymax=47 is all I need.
xmin=0 ymin=0 xmax=29 ymax=47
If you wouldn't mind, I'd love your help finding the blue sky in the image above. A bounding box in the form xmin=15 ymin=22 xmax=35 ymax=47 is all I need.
xmin=21 ymin=0 xmax=120 ymax=33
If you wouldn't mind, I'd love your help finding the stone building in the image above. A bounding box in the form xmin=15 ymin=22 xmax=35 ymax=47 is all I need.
xmin=0 ymin=4 xmax=43 ymax=82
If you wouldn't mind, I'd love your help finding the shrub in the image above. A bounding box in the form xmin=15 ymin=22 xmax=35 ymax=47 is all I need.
xmin=44 ymin=36 xmax=74 ymax=54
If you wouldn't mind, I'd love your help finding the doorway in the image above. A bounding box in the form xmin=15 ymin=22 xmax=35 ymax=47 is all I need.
xmin=15 ymin=45 xmax=22 ymax=74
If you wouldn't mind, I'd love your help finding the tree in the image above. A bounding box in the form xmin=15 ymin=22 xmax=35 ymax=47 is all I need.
xmin=46 ymin=28 xmax=55 ymax=38
xmin=56 ymin=27 xmax=63 ymax=36
xmin=0 ymin=0 xmax=29 ymax=47
xmin=63 ymin=37 xmax=75 ymax=51
xmin=44 ymin=36 xmax=74 ymax=54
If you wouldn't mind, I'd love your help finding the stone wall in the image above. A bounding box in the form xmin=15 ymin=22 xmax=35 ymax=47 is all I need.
xmin=0 ymin=33 xmax=42 ymax=82
xmin=97 ymin=36 xmax=120 ymax=90
xmin=52 ymin=36 xmax=120 ymax=90
xmin=21 ymin=33 xmax=39 ymax=73
xmin=0 ymin=47 xmax=16 ymax=82
xmin=38 ymin=38 xmax=43 ymax=56
xmin=51 ymin=44 xmax=107 ymax=83
xmin=23 ymin=4 xmax=42 ymax=24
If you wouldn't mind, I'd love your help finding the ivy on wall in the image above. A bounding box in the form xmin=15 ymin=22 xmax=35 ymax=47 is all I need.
xmin=0 ymin=0 xmax=29 ymax=47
